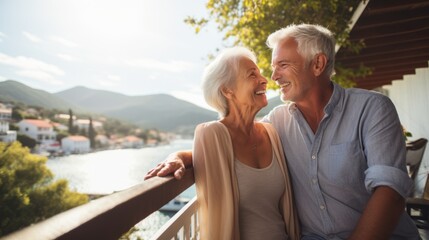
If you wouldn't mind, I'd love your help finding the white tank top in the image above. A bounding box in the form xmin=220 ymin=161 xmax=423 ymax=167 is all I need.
xmin=235 ymin=153 xmax=288 ymax=240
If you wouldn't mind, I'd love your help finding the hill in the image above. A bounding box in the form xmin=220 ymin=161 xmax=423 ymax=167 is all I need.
xmin=0 ymin=80 xmax=283 ymax=133
xmin=0 ymin=80 xmax=79 ymax=111
xmin=55 ymin=86 xmax=219 ymax=132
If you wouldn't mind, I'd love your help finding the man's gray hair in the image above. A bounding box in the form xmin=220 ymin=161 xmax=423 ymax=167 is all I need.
xmin=267 ymin=23 xmax=336 ymax=77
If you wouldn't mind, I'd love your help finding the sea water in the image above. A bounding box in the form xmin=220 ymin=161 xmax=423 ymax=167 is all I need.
xmin=46 ymin=139 xmax=194 ymax=239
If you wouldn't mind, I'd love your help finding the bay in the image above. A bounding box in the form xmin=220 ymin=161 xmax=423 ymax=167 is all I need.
xmin=46 ymin=139 xmax=195 ymax=239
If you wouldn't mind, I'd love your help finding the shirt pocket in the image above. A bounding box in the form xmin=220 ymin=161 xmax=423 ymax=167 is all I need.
xmin=327 ymin=140 xmax=366 ymax=187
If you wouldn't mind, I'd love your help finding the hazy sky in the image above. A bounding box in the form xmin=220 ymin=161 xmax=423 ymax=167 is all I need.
xmin=0 ymin=0 xmax=278 ymax=110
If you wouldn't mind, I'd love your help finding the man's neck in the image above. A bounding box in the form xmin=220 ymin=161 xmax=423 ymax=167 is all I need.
xmin=296 ymin=81 xmax=334 ymax=133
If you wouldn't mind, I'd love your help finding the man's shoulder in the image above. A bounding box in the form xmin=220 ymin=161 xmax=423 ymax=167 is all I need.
xmin=345 ymin=88 xmax=390 ymax=103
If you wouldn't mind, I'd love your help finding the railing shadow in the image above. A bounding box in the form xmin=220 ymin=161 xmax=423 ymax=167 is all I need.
xmin=1 ymin=168 xmax=195 ymax=240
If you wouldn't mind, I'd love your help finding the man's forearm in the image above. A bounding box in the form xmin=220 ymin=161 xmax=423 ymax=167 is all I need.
xmin=348 ymin=186 xmax=405 ymax=240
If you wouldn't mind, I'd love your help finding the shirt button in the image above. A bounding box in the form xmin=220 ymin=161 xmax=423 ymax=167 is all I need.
xmin=320 ymin=205 xmax=325 ymax=210
xmin=312 ymin=178 xmax=317 ymax=184
xmin=311 ymin=155 xmax=316 ymax=160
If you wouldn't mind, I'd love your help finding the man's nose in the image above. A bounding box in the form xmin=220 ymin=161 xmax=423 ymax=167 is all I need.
xmin=271 ymin=68 xmax=279 ymax=81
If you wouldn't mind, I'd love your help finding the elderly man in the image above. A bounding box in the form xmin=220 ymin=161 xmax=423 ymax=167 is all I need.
xmin=146 ymin=24 xmax=419 ymax=240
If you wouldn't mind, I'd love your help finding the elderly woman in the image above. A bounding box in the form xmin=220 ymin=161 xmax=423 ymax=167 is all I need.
xmin=193 ymin=46 xmax=299 ymax=240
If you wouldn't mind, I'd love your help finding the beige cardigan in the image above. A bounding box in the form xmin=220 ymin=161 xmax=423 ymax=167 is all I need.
xmin=192 ymin=121 xmax=300 ymax=240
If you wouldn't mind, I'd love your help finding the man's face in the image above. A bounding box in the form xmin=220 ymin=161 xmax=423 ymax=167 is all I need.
xmin=271 ymin=37 xmax=313 ymax=103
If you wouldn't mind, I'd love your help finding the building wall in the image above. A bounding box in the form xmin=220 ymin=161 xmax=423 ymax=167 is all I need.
xmin=61 ymin=137 xmax=90 ymax=154
xmin=382 ymin=62 xmax=429 ymax=196
xmin=18 ymin=120 xmax=56 ymax=143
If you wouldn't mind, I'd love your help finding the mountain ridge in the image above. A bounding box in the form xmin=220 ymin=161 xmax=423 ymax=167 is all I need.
xmin=0 ymin=80 xmax=218 ymax=133
xmin=0 ymin=80 xmax=283 ymax=133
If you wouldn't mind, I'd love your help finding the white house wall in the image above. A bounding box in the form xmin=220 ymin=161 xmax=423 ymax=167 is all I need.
xmin=382 ymin=62 xmax=429 ymax=195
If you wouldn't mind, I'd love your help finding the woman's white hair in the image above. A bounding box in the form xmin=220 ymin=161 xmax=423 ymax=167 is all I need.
xmin=202 ymin=46 xmax=257 ymax=118
xmin=266 ymin=23 xmax=336 ymax=77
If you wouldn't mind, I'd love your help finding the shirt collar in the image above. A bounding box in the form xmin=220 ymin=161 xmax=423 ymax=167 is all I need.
xmin=287 ymin=81 xmax=344 ymax=115
xmin=324 ymin=81 xmax=344 ymax=115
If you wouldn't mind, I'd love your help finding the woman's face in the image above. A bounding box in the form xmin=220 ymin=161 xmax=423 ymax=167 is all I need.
xmin=228 ymin=57 xmax=268 ymax=113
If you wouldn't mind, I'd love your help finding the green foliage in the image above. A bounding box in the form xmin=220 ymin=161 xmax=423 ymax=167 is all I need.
xmin=55 ymin=130 xmax=69 ymax=143
xmin=0 ymin=142 xmax=88 ymax=236
xmin=185 ymin=0 xmax=365 ymax=88
xmin=103 ymin=119 xmax=135 ymax=137
xmin=11 ymin=108 xmax=23 ymax=122
xmin=16 ymin=134 xmax=37 ymax=149
xmin=68 ymin=109 xmax=76 ymax=135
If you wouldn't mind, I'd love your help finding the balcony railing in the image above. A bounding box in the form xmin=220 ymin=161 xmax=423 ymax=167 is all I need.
xmin=1 ymin=168 xmax=197 ymax=240
xmin=151 ymin=196 xmax=199 ymax=240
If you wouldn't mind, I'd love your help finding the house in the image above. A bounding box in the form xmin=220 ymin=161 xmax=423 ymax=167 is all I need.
xmin=121 ymin=135 xmax=143 ymax=148
xmin=95 ymin=134 xmax=111 ymax=148
xmin=61 ymin=135 xmax=90 ymax=154
xmin=51 ymin=122 xmax=68 ymax=132
xmin=74 ymin=119 xmax=103 ymax=132
xmin=18 ymin=119 xmax=57 ymax=148
xmin=0 ymin=104 xmax=17 ymax=143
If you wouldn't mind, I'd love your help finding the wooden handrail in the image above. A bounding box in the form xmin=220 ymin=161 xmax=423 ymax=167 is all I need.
xmin=1 ymin=168 xmax=195 ymax=240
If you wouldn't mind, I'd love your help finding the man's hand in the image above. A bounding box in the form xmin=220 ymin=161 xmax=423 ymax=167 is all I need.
xmin=144 ymin=150 xmax=192 ymax=180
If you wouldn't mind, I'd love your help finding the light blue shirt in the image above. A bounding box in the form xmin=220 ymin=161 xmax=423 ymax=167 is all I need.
xmin=262 ymin=82 xmax=419 ymax=239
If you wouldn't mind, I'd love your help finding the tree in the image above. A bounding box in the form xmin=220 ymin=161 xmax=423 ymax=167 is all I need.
xmin=68 ymin=109 xmax=76 ymax=135
xmin=185 ymin=0 xmax=369 ymax=88
xmin=88 ymin=117 xmax=96 ymax=149
xmin=16 ymin=134 xmax=37 ymax=149
xmin=0 ymin=142 xmax=88 ymax=236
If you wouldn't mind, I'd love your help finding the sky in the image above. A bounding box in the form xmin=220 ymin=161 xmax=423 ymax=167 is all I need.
xmin=0 ymin=0 xmax=278 ymax=110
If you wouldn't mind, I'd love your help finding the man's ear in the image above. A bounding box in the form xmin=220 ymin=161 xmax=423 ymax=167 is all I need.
xmin=312 ymin=54 xmax=327 ymax=77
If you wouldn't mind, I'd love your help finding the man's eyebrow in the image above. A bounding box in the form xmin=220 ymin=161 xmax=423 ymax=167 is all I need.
xmin=272 ymin=60 xmax=288 ymax=66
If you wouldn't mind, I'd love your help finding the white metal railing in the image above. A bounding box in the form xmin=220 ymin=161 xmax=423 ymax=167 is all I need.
xmin=151 ymin=197 xmax=199 ymax=240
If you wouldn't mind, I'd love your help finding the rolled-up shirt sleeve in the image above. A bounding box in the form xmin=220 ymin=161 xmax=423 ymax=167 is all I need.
xmin=362 ymin=95 xmax=412 ymax=198
xmin=365 ymin=165 xmax=414 ymax=198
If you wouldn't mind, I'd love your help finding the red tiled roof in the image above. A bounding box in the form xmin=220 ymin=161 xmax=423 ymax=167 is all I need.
xmin=23 ymin=119 xmax=53 ymax=128
xmin=67 ymin=135 xmax=89 ymax=142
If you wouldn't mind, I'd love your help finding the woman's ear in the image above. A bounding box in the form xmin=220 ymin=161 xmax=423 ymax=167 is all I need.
xmin=312 ymin=54 xmax=327 ymax=77
xmin=221 ymin=87 xmax=233 ymax=99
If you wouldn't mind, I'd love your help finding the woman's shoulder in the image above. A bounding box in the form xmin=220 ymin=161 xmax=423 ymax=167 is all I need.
xmin=258 ymin=121 xmax=275 ymax=132
xmin=196 ymin=121 xmax=227 ymax=135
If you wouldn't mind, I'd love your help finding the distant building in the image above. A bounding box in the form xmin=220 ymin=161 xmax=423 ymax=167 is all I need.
xmin=54 ymin=113 xmax=76 ymax=120
xmin=61 ymin=135 xmax=90 ymax=154
xmin=74 ymin=119 xmax=103 ymax=132
xmin=51 ymin=122 xmax=68 ymax=132
xmin=18 ymin=119 xmax=57 ymax=146
xmin=121 ymin=135 xmax=143 ymax=148
xmin=95 ymin=134 xmax=111 ymax=148
xmin=24 ymin=108 xmax=39 ymax=117
xmin=0 ymin=104 xmax=17 ymax=143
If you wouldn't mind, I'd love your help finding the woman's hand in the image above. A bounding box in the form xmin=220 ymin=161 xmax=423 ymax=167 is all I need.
xmin=144 ymin=151 xmax=190 ymax=180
